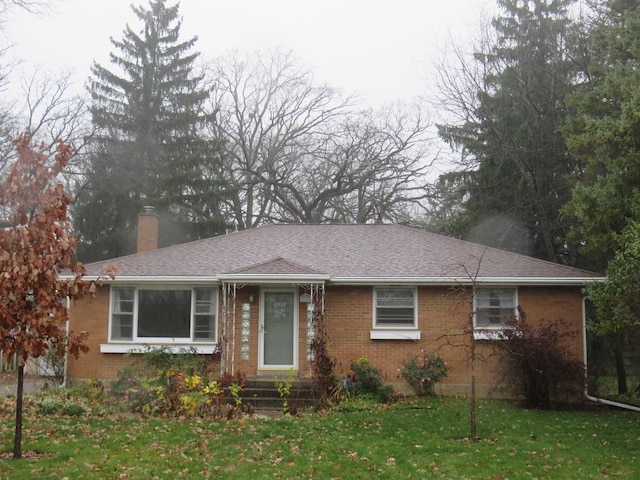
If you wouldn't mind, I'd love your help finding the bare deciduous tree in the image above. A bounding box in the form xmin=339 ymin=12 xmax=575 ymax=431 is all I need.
xmin=208 ymin=49 xmax=435 ymax=228
xmin=0 ymin=71 xmax=92 ymax=190
xmin=264 ymin=104 xmax=434 ymax=224
xmin=207 ymin=49 xmax=353 ymax=229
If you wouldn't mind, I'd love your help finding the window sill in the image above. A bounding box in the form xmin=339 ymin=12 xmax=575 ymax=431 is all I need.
xmin=100 ymin=343 xmax=221 ymax=354
xmin=370 ymin=330 xmax=421 ymax=340
xmin=473 ymin=329 xmax=506 ymax=340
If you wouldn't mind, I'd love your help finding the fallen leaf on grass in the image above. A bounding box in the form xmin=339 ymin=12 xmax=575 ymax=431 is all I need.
xmin=0 ymin=450 xmax=55 ymax=460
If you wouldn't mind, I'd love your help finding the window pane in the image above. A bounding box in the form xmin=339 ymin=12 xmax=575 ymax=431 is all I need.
xmin=111 ymin=288 xmax=134 ymax=340
xmin=375 ymin=288 xmax=415 ymax=326
xmin=195 ymin=290 xmax=214 ymax=315
xmin=138 ymin=290 xmax=191 ymax=338
xmin=194 ymin=315 xmax=215 ymax=340
xmin=112 ymin=314 xmax=133 ymax=340
xmin=476 ymin=288 xmax=515 ymax=327
xmin=376 ymin=307 xmax=415 ymax=324
xmin=376 ymin=289 xmax=414 ymax=307
xmin=113 ymin=287 xmax=134 ymax=314
xmin=194 ymin=289 xmax=216 ymax=340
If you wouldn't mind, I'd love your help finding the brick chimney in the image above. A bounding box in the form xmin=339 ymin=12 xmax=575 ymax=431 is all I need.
xmin=137 ymin=206 xmax=159 ymax=253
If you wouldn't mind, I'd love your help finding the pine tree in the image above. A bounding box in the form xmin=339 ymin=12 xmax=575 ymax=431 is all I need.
xmin=436 ymin=0 xmax=584 ymax=263
xmin=74 ymin=0 xmax=223 ymax=261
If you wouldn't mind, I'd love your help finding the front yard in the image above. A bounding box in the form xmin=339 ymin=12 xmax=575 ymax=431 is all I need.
xmin=1 ymin=395 xmax=639 ymax=479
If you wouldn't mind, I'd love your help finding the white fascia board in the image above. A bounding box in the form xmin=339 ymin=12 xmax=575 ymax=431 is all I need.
xmin=329 ymin=276 xmax=605 ymax=286
xmin=216 ymin=273 xmax=330 ymax=283
xmin=61 ymin=275 xmax=220 ymax=284
xmin=63 ymin=274 xmax=604 ymax=287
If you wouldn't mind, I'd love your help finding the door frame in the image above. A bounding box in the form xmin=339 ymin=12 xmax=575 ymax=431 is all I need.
xmin=258 ymin=287 xmax=299 ymax=371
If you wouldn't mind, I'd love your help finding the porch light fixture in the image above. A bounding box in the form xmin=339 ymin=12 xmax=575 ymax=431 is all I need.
xmin=300 ymin=293 xmax=311 ymax=303
xmin=248 ymin=293 xmax=255 ymax=304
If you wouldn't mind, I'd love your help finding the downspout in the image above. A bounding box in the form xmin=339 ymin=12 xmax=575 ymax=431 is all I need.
xmin=63 ymin=297 xmax=70 ymax=388
xmin=582 ymin=296 xmax=640 ymax=412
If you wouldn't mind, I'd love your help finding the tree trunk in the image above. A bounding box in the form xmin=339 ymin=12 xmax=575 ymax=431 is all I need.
xmin=13 ymin=363 xmax=24 ymax=459
xmin=470 ymin=371 xmax=477 ymax=442
xmin=470 ymin=337 xmax=478 ymax=442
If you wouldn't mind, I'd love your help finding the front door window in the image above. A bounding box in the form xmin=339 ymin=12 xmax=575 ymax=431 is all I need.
xmin=262 ymin=291 xmax=296 ymax=367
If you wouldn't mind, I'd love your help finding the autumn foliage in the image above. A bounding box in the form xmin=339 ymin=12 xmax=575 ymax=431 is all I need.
xmin=496 ymin=313 xmax=585 ymax=409
xmin=0 ymin=135 xmax=106 ymax=367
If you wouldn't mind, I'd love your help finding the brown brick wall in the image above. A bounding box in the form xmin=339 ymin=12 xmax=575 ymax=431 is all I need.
xmin=67 ymin=286 xmax=134 ymax=380
xmin=67 ymin=283 xmax=585 ymax=398
xmin=321 ymin=285 xmax=584 ymax=397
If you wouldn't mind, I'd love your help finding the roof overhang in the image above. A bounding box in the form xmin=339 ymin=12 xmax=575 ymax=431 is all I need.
xmin=329 ymin=276 xmax=605 ymax=286
xmin=61 ymin=274 xmax=604 ymax=287
xmin=60 ymin=275 xmax=220 ymax=284
xmin=217 ymin=273 xmax=330 ymax=284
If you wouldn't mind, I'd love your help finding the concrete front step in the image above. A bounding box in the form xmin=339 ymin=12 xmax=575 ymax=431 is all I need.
xmin=235 ymin=378 xmax=316 ymax=411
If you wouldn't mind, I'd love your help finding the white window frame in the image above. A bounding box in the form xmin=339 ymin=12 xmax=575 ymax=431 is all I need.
xmin=107 ymin=285 xmax=218 ymax=344
xmin=473 ymin=287 xmax=518 ymax=340
xmin=370 ymin=287 xmax=420 ymax=340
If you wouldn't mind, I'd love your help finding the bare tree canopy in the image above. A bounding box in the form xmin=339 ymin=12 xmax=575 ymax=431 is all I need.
xmin=207 ymin=49 xmax=435 ymax=229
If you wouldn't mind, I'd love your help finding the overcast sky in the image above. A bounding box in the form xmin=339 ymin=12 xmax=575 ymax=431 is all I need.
xmin=3 ymin=0 xmax=494 ymax=107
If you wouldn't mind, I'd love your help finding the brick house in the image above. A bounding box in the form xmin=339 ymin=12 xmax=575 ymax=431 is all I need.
xmin=66 ymin=212 xmax=603 ymax=396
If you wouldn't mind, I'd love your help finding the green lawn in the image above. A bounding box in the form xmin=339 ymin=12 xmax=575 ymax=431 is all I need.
xmin=1 ymin=397 xmax=639 ymax=479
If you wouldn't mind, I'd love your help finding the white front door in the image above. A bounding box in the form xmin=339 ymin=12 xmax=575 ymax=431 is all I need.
xmin=260 ymin=289 xmax=298 ymax=369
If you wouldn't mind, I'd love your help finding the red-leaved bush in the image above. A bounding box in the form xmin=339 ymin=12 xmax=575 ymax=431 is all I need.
xmin=496 ymin=311 xmax=585 ymax=408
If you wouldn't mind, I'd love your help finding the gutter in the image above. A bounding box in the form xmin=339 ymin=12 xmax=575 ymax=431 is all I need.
xmin=330 ymin=276 xmax=605 ymax=286
xmin=582 ymin=297 xmax=640 ymax=412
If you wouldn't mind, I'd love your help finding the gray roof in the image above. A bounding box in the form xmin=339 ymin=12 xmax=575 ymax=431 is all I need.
xmin=84 ymin=224 xmax=603 ymax=285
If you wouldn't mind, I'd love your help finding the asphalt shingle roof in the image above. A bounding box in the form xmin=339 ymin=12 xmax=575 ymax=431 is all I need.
xmin=83 ymin=224 xmax=602 ymax=284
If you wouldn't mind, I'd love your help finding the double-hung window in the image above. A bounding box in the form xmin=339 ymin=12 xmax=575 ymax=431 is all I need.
xmin=474 ymin=287 xmax=517 ymax=331
xmin=373 ymin=287 xmax=417 ymax=329
xmin=110 ymin=287 xmax=217 ymax=342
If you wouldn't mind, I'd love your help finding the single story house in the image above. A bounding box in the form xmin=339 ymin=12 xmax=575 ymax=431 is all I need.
xmin=66 ymin=210 xmax=604 ymax=396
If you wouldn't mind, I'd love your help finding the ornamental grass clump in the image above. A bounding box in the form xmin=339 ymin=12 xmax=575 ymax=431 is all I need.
xmin=400 ymin=349 xmax=449 ymax=396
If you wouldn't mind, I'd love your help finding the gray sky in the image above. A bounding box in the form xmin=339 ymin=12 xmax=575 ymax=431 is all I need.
xmin=4 ymin=0 xmax=494 ymax=107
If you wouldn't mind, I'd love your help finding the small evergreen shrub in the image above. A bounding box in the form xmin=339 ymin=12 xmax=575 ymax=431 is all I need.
xmin=349 ymin=357 xmax=394 ymax=403
xmin=400 ymin=349 xmax=449 ymax=396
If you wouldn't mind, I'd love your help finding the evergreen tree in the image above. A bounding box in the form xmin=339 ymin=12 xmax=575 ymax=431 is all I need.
xmin=74 ymin=0 xmax=223 ymax=261
xmin=562 ymin=0 xmax=640 ymax=396
xmin=435 ymin=0 xmax=584 ymax=263
xmin=563 ymin=0 xmax=640 ymax=267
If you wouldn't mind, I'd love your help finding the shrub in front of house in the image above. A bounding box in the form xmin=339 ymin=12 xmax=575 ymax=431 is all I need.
xmin=400 ymin=349 xmax=449 ymax=396
xmin=108 ymin=350 xmax=248 ymax=418
xmin=37 ymin=392 xmax=89 ymax=417
xmin=348 ymin=356 xmax=394 ymax=403
xmin=496 ymin=317 xmax=585 ymax=408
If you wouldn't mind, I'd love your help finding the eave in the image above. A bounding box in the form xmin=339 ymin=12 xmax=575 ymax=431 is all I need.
xmin=328 ymin=276 xmax=605 ymax=286
xmin=216 ymin=273 xmax=330 ymax=284
xmin=62 ymin=274 xmax=604 ymax=286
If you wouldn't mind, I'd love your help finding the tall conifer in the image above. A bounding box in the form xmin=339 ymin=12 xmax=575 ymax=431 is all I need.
xmin=436 ymin=0 xmax=582 ymax=263
xmin=75 ymin=0 xmax=222 ymax=261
